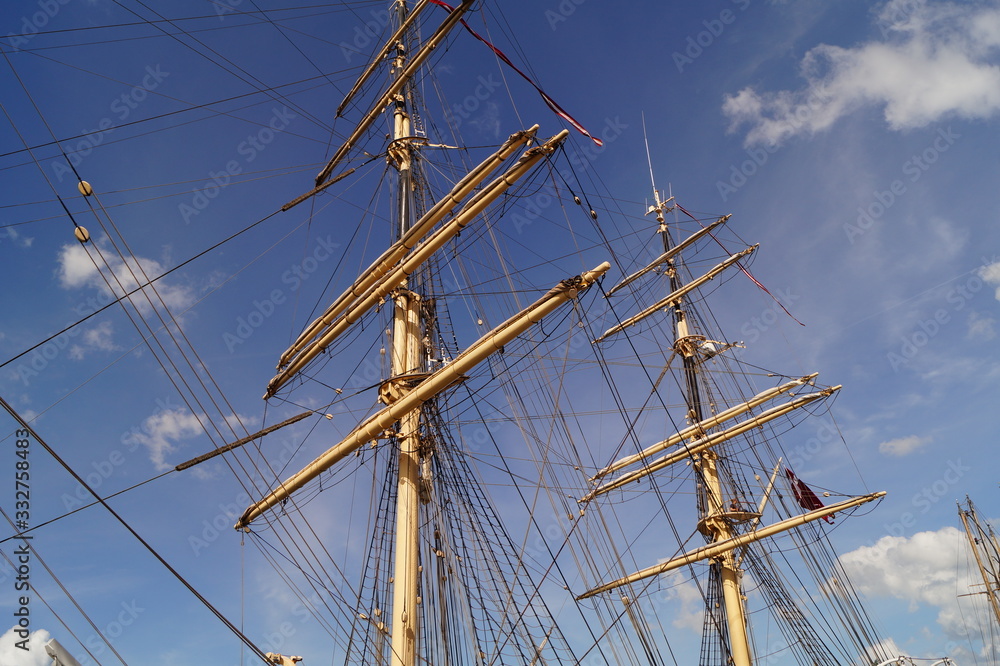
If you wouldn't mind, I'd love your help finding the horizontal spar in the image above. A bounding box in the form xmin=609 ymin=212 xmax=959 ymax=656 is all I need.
xmin=174 ymin=411 xmax=312 ymax=472
xmin=605 ymin=215 xmax=730 ymax=297
xmin=583 ymin=387 xmax=839 ymax=500
xmin=591 ymin=373 xmax=820 ymax=482
xmin=237 ymin=262 xmax=610 ymax=529
xmin=280 ymin=126 xmax=539 ymax=369
xmin=578 ymin=491 xmax=886 ymax=599
xmin=314 ymin=0 xmax=473 ymax=186
xmin=267 ymin=130 xmax=566 ymax=398
xmin=595 ymin=245 xmax=757 ymax=343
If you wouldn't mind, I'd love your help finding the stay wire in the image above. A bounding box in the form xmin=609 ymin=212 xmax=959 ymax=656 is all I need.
xmin=1 ymin=3 xmax=356 ymax=41
xmin=62 ymin=206 xmax=274 ymax=506
xmin=0 ymin=205 xmax=281 ymax=370
xmin=57 ymin=211 xmax=337 ymax=660
xmin=4 ymin=49 xmax=315 ymax=602
xmin=459 ymin=312 xmax=625 ymax=664
xmin=70 ymin=174 xmax=294 ymax=521
xmin=449 ymin=177 xmax=674 ymax=657
xmin=83 ymin=188 xmax=384 ymax=646
xmin=241 ymin=485 xmax=364 ymax=642
xmin=3 ymin=17 xmax=293 ymax=450
xmin=109 ymin=0 xmax=330 ymax=132
xmin=0 ymin=395 xmax=274 ymax=665
xmin=575 ymin=255 xmax=745 ymax=650
xmin=0 ymin=45 xmax=92 ymax=239
xmin=0 ymin=470 xmax=173 ymax=546
xmin=0 ymin=511 xmax=120 ymax=665
xmin=244 ymin=0 xmax=345 ymax=99
xmin=0 ymin=63 xmax=351 ymax=164
xmin=246 ymin=530 xmax=346 ymax=638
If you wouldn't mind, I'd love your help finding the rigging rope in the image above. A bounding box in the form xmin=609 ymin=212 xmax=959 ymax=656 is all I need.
xmin=675 ymin=202 xmax=804 ymax=327
xmin=0 ymin=395 xmax=274 ymax=664
xmin=0 ymin=510 xmax=125 ymax=665
xmin=428 ymin=0 xmax=603 ymax=147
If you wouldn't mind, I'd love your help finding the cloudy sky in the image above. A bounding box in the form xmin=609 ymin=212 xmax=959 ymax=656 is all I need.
xmin=2 ymin=0 xmax=1000 ymax=664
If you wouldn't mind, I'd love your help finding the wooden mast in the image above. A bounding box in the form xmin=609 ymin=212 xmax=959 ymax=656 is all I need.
xmin=654 ymin=190 xmax=753 ymax=665
xmin=236 ymin=262 xmax=609 ymax=528
xmin=583 ymin=187 xmax=888 ymax=663
xmin=958 ymin=497 xmax=1000 ymax=631
xmin=388 ymin=2 xmax=421 ymax=663
xmin=236 ymin=9 xmax=597 ymax=663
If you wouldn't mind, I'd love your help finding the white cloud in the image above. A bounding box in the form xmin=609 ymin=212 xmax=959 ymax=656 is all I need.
xmin=57 ymin=241 xmax=194 ymax=314
xmin=862 ymin=637 xmax=906 ymax=664
xmin=671 ymin=579 xmax=705 ymax=633
xmin=878 ymin=434 xmax=931 ymax=456
xmin=130 ymin=407 xmax=205 ymax=470
xmin=966 ymin=310 xmax=996 ymax=340
xmin=979 ymin=259 xmax=1000 ymax=301
xmin=58 ymin=242 xmax=95 ymax=288
xmin=724 ymin=0 xmax=1000 ymax=146
xmin=1 ymin=227 xmax=34 ymax=249
xmin=68 ymin=321 xmax=121 ymax=360
xmin=652 ymin=571 xmax=704 ymax=632
xmin=0 ymin=627 xmax=52 ymax=666
xmin=122 ymin=405 xmax=257 ymax=473
xmin=83 ymin=321 xmax=118 ymax=351
xmin=839 ymin=527 xmax=991 ymax=644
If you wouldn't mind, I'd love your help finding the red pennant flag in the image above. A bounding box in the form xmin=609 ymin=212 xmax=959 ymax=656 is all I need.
xmin=429 ymin=0 xmax=603 ymax=146
xmin=785 ymin=467 xmax=832 ymax=524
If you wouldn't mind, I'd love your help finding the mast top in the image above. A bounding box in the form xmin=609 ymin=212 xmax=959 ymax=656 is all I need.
xmin=641 ymin=112 xmax=674 ymax=220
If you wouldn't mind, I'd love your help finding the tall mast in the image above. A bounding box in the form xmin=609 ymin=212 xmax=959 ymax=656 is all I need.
xmin=388 ymin=2 xmax=421 ymax=664
xmin=652 ymin=191 xmax=753 ymax=665
xmin=958 ymin=497 xmax=1000 ymax=631
xmin=582 ymin=187 xmax=883 ymax=662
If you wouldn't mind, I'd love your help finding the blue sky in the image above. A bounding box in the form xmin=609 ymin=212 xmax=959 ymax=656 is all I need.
xmin=2 ymin=0 xmax=1000 ymax=664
